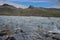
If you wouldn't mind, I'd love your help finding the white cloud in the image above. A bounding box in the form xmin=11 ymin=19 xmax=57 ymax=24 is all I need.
xmin=49 ymin=5 xmax=60 ymax=9
xmin=0 ymin=0 xmax=60 ymax=9
xmin=6 ymin=2 xmax=28 ymax=8
xmin=5 ymin=0 xmax=59 ymax=2
xmin=0 ymin=1 xmax=28 ymax=9
xmin=0 ymin=0 xmax=59 ymax=2
xmin=2 ymin=0 xmax=55 ymax=2
xmin=51 ymin=6 xmax=60 ymax=9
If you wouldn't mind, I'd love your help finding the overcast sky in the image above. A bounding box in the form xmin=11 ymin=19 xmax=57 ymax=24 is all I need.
xmin=0 ymin=0 xmax=60 ymax=8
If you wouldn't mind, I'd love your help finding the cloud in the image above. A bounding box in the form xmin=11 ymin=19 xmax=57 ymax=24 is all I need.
xmin=0 ymin=1 xmax=28 ymax=8
xmin=50 ymin=0 xmax=60 ymax=8
xmin=50 ymin=5 xmax=60 ymax=9
xmin=7 ymin=2 xmax=28 ymax=8
xmin=1 ymin=0 xmax=57 ymax=2
xmin=0 ymin=0 xmax=60 ymax=9
xmin=6 ymin=0 xmax=60 ymax=2
xmin=0 ymin=0 xmax=60 ymax=2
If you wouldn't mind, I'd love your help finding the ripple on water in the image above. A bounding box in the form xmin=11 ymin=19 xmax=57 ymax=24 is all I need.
xmin=0 ymin=16 xmax=60 ymax=40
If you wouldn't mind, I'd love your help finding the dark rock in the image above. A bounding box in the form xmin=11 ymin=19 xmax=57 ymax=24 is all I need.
xmin=52 ymin=37 xmax=60 ymax=40
xmin=52 ymin=33 xmax=59 ymax=35
xmin=0 ymin=38 xmax=2 ymax=40
xmin=44 ymin=34 xmax=50 ymax=37
xmin=20 ymin=29 xmax=24 ymax=33
xmin=28 ymin=5 xmax=34 ymax=9
xmin=0 ymin=32 xmax=7 ymax=36
xmin=6 ymin=37 xmax=16 ymax=40
xmin=2 ymin=4 xmax=10 ymax=6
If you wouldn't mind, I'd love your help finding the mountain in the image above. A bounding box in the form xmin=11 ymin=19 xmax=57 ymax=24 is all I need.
xmin=0 ymin=4 xmax=60 ymax=17
xmin=0 ymin=4 xmax=19 ymax=16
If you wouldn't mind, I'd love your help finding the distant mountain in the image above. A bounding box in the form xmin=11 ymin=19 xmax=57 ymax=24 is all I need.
xmin=0 ymin=4 xmax=19 ymax=15
xmin=0 ymin=4 xmax=60 ymax=17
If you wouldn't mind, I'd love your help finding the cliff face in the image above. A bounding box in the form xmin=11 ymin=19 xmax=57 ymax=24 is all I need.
xmin=0 ymin=4 xmax=60 ymax=17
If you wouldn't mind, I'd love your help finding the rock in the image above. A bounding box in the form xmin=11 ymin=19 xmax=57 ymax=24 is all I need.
xmin=0 ymin=38 xmax=2 ymax=40
xmin=6 ymin=37 xmax=16 ymax=40
xmin=20 ymin=29 xmax=25 ymax=33
xmin=52 ymin=37 xmax=60 ymax=40
xmin=44 ymin=31 xmax=60 ymax=40
xmin=2 ymin=4 xmax=10 ymax=6
xmin=0 ymin=32 xmax=7 ymax=36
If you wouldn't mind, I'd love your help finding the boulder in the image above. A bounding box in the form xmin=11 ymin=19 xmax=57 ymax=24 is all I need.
xmin=6 ymin=37 xmax=16 ymax=40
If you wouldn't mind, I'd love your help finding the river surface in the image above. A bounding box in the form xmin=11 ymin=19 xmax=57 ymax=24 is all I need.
xmin=0 ymin=16 xmax=60 ymax=40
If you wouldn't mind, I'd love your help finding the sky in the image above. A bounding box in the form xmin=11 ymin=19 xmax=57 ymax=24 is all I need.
xmin=0 ymin=0 xmax=60 ymax=8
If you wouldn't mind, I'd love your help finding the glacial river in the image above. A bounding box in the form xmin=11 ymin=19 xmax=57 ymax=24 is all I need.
xmin=0 ymin=16 xmax=60 ymax=40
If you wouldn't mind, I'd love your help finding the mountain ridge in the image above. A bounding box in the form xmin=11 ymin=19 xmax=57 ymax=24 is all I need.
xmin=0 ymin=4 xmax=60 ymax=17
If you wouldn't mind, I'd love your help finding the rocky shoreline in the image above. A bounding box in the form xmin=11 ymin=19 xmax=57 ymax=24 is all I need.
xmin=0 ymin=29 xmax=60 ymax=40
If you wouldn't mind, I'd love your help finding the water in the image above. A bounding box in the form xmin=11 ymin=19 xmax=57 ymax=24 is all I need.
xmin=0 ymin=16 xmax=60 ymax=40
